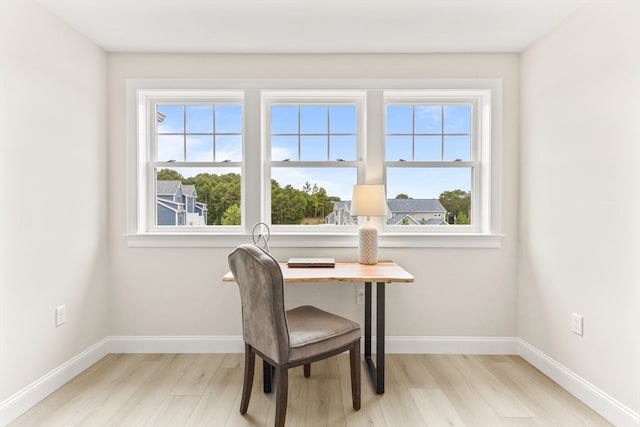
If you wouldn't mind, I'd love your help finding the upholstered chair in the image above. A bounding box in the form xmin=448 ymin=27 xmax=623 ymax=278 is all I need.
xmin=228 ymin=244 xmax=361 ymax=427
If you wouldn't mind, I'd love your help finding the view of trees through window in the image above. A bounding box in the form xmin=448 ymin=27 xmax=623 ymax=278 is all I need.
xmin=157 ymin=169 xmax=470 ymax=226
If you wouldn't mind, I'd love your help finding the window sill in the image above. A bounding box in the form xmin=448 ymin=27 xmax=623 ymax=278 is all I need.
xmin=124 ymin=232 xmax=504 ymax=249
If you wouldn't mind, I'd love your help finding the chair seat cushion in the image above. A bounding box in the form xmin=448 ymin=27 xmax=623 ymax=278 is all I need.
xmin=286 ymin=305 xmax=361 ymax=363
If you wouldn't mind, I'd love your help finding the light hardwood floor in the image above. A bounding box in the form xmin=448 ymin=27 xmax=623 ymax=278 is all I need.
xmin=9 ymin=353 xmax=611 ymax=426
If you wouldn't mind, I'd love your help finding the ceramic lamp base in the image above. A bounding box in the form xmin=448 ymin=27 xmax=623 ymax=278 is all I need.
xmin=358 ymin=220 xmax=378 ymax=265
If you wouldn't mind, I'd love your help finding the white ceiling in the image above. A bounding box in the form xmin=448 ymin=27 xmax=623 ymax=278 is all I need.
xmin=35 ymin=0 xmax=587 ymax=54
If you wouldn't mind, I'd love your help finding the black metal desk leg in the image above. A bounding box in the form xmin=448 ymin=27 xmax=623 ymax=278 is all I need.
xmin=364 ymin=281 xmax=385 ymax=394
xmin=364 ymin=282 xmax=372 ymax=359
xmin=376 ymin=281 xmax=385 ymax=393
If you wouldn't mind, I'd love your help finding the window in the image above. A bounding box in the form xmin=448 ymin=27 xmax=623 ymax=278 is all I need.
xmin=383 ymin=90 xmax=492 ymax=234
xmin=263 ymin=91 xmax=365 ymax=228
xmin=127 ymin=80 xmax=501 ymax=247
xmin=133 ymin=89 xmax=244 ymax=233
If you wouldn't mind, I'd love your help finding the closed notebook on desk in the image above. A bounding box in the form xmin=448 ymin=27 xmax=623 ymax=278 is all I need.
xmin=287 ymin=257 xmax=335 ymax=268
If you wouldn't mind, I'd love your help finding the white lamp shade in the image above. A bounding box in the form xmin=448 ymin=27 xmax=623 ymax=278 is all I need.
xmin=351 ymin=185 xmax=387 ymax=217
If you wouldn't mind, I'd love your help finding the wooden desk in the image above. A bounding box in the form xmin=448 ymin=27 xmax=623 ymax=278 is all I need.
xmin=224 ymin=261 xmax=414 ymax=394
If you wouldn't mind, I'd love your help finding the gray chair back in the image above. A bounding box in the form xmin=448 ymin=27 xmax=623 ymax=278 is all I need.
xmin=228 ymin=244 xmax=290 ymax=363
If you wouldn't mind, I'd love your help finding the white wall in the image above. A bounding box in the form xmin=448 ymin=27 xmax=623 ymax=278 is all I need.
xmin=0 ymin=0 xmax=109 ymax=404
xmin=519 ymin=0 xmax=640 ymax=414
xmin=107 ymin=54 xmax=520 ymax=338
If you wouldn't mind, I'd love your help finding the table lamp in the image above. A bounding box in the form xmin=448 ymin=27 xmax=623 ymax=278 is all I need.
xmin=351 ymin=184 xmax=387 ymax=265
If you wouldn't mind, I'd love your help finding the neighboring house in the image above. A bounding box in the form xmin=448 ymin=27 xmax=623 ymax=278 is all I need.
xmin=385 ymin=199 xmax=448 ymax=225
xmin=326 ymin=198 xmax=448 ymax=225
xmin=325 ymin=201 xmax=358 ymax=226
xmin=156 ymin=180 xmax=208 ymax=226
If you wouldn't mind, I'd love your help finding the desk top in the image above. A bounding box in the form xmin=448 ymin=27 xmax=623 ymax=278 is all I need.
xmin=223 ymin=260 xmax=414 ymax=283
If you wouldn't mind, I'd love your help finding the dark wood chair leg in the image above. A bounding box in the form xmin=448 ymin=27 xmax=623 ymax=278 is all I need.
xmin=241 ymin=343 xmax=256 ymax=414
xmin=274 ymin=366 xmax=289 ymax=427
xmin=303 ymin=363 xmax=311 ymax=378
xmin=350 ymin=340 xmax=361 ymax=410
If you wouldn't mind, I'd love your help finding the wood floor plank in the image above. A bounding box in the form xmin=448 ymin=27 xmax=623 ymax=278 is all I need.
xmin=506 ymin=357 xmax=612 ymax=427
xmin=337 ymin=354 xmax=386 ymax=427
xmin=8 ymin=353 xmax=613 ymax=427
xmin=170 ymin=353 xmax=225 ymax=396
xmin=388 ymin=353 xmax=438 ymax=388
xmin=448 ymin=355 xmax=536 ymax=418
xmin=303 ymin=357 xmax=347 ymax=427
xmin=420 ymin=354 xmax=505 ymax=427
xmin=98 ymin=354 xmax=199 ymax=426
xmin=409 ymin=387 xmax=467 ymax=427
xmin=377 ymin=354 xmax=427 ymax=426
xmin=184 ymin=354 xmax=244 ymax=426
xmin=62 ymin=356 xmax=167 ymax=426
xmin=484 ymin=357 xmax=592 ymax=426
xmin=143 ymin=395 xmax=201 ymax=427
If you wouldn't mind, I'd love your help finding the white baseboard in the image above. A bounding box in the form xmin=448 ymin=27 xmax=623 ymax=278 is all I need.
xmin=2 ymin=336 xmax=637 ymax=427
xmin=0 ymin=338 xmax=109 ymax=427
xmin=107 ymin=335 xmax=245 ymax=354
xmin=518 ymin=338 xmax=640 ymax=427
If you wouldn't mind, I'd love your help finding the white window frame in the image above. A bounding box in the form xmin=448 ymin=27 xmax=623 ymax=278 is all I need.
xmin=382 ymin=90 xmax=492 ymax=235
xmin=262 ymin=90 xmax=366 ymax=233
xmin=125 ymin=78 xmax=503 ymax=248
xmin=130 ymin=87 xmax=245 ymax=236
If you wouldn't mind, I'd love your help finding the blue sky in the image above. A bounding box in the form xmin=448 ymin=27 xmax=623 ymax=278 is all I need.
xmin=157 ymin=103 xmax=472 ymax=201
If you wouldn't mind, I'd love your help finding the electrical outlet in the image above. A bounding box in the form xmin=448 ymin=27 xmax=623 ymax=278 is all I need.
xmin=571 ymin=313 xmax=583 ymax=336
xmin=356 ymin=288 xmax=365 ymax=305
xmin=56 ymin=305 xmax=66 ymax=327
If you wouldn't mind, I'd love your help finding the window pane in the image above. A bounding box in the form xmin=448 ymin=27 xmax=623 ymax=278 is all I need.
xmin=415 ymin=135 xmax=441 ymax=161
xmin=271 ymin=105 xmax=298 ymax=134
xmin=386 ymin=135 xmax=412 ymax=161
xmin=300 ymin=135 xmax=328 ymax=161
xmin=271 ymin=167 xmax=356 ymax=225
xmin=157 ymin=105 xmax=184 ymax=133
xmin=157 ymin=135 xmax=184 ymax=162
xmin=215 ymin=134 xmax=242 ymax=162
xmin=186 ymin=105 xmax=213 ymax=133
xmin=156 ymin=167 xmax=241 ymax=226
xmin=329 ymin=105 xmax=357 ymax=133
xmin=215 ymin=105 xmax=243 ymax=133
xmin=272 ymin=135 xmax=298 ymax=161
xmin=444 ymin=105 xmax=471 ymax=133
xmin=186 ymin=135 xmax=213 ymax=162
xmin=414 ymin=105 xmax=442 ymax=133
xmin=386 ymin=105 xmax=413 ymax=133
xmin=300 ymin=106 xmax=327 ymax=134
xmin=443 ymin=135 xmax=471 ymax=161
xmin=386 ymin=167 xmax=472 ymax=225
xmin=330 ymin=135 xmax=356 ymax=161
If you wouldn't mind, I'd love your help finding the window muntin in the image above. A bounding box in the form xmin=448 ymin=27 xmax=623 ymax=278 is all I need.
xmin=384 ymin=94 xmax=483 ymax=231
xmin=265 ymin=94 xmax=364 ymax=227
xmin=144 ymin=94 xmax=244 ymax=230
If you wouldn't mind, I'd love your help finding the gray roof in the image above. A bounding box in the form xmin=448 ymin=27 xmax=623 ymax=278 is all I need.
xmin=333 ymin=201 xmax=352 ymax=210
xmin=386 ymin=198 xmax=445 ymax=213
xmin=182 ymin=184 xmax=197 ymax=197
xmin=157 ymin=180 xmax=182 ymax=195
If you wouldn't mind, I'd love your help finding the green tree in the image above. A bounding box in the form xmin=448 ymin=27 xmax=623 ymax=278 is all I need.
xmin=395 ymin=193 xmax=410 ymax=199
xmin=456 ymin=211 xmax=470 ymax=225
xmin=271 ymin=180 xmax=307 ymax=224
xmin=157 ymin=168 xmax=184 ymax=181
xmin=221 ymin=203 xmax=241 ymax=225
xmin=183 ymin=172 xmax=241 ymax=225
xmin=439 ymin=189 xmax=471 ymax=224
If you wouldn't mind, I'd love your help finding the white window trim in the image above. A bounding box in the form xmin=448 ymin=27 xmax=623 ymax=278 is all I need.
xmin=125 ymin=78 xmax=504 ymax=248
xmin=262 ymin=90 xmax=366 ymax=233
xmin=382 ymin=89 xmax=493 ymax=235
